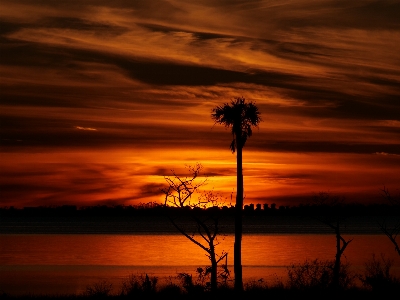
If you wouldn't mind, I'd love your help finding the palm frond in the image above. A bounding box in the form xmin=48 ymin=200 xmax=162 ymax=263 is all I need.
xmin=211 ymin=97 xmax=261 ymax=152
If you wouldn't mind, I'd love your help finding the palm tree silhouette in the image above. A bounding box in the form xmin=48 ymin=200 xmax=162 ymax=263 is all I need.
xmin=211 ymin=97 xmax=261 ymax=291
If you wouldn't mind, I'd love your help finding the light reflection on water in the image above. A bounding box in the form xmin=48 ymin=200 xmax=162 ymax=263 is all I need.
xmin=1 ymin=234 xmax=399 ymax=295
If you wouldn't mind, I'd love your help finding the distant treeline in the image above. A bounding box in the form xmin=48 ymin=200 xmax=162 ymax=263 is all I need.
xmin=1 ymin=202 xmax=399 ymax=219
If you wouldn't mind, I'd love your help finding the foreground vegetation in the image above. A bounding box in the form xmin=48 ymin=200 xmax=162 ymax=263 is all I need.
xmin=2 ymin=255 xmax=399 ymax=300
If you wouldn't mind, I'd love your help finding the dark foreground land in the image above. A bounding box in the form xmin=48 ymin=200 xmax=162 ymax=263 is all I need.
xmin=1 ymin=287 xmax=398 ymax=300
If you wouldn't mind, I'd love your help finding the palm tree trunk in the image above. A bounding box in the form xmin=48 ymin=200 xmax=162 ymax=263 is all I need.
xmin=210 ymin=250 xmax=218 ymax=293
xmin=234 ymin=143 xmax=244 ymax=292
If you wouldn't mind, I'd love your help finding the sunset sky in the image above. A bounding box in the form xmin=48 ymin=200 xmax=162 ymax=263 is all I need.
xmin=1 ymin=0 xmax=400 ymax=208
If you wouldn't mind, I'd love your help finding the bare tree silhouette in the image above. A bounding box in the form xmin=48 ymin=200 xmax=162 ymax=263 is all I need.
xmin=211 ymin=97 xmax=261 ymax=292
xmin=379 ymin=186 xmax=400 ymax=256
xmin=162 ymin=163 xmax=230 ymax=292
xmin=312 ymin=192 xmax=352 ymax=290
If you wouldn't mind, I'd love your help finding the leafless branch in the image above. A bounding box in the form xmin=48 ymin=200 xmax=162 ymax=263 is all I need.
xmin=161 ymin=164 xmax=230 ymax=291
xmin=378 ymin=186 xmax=400 ymax=256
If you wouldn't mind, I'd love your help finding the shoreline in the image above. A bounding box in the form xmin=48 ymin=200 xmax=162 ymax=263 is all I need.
xmin=0 ymin=215 xmax=392 ymax=235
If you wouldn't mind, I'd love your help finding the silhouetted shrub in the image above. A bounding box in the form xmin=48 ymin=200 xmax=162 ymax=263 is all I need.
xmin=286 ymin=259 xmax=355 ymax=290
xmin=120 ymin=273 xmax=158 ymax=296
xmin=244 ymin=278 xmax=268 ymax=293
xmin=177 ymin=272 xmax=205 ymax=294
xmin=84 ymin=280 xmax=113 ymax=298
xmin=359 ymin=253 xmax=400 ymax=292
xmin=158 ymin=282 xmax=182 ymax=297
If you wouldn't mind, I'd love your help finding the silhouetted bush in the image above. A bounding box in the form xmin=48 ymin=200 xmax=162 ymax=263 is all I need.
xmin=243 ymin=278 xmax=269 ymax=294
xmin=84 ymin=280 xmax=113 ymax=298
xmin=286 ymin=259 xmax=356 ymax=291
xmin=120 ymin=274 xmax=158 ymax=296
xmin=157 ymin=282 xmax=182 ymax=297
xmin=177 ymin=272 xmax=205 ymax=295
xmin=359 ymin=253 xmax=400 ymax=292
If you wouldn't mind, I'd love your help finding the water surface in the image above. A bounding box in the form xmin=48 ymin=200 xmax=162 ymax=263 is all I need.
xmin=1 ymin=233 xmax=399 ymax=296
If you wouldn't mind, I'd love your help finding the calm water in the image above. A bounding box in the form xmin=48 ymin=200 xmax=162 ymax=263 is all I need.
xmin=1 ymin=234 xmax=399 ymax=295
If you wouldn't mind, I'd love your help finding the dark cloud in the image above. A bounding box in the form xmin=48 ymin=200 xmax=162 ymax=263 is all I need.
xmin=0 ymin=110 xmax=220 ymax=151
xmin=124 ymin=60 xmax=248 ymax=86
xmin=274 ymin=41 xmax=336 ymax=60
xmin=257 ymin=1 xmax=400 ymax=31
xmin=136 ymin=183 xmax=166 ymax=198
xmin=0 ymin=162 xmax=144 ymax=207
xmin=41 ymin=17 xmax=129 ymax=35
xmin=152 ymin=167 xmax=174 ymax=176
xmin=324 ymin=1 xmax=400 ymax=30
xmin=358 ymin=75 xmax=400 ymax=90
xmin=331 ymin=95 xmax=400 ymax=120
xmin=252 ymin=140 xmax=400 ymax=155
xmin=137 ymin=22 xmax=236 ymax=41
xmin=0 ymin=21 xmax=25 ymax=35
xmin=265 ymin=172 xmax=314 ymax=180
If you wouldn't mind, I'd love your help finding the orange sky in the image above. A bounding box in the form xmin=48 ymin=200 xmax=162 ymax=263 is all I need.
xmin=1 ymin=0 xmax=400 ymax=208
